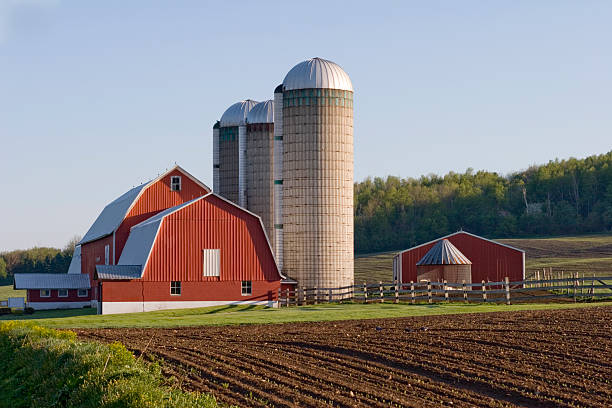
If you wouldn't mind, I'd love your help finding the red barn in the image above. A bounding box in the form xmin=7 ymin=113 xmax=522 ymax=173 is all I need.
xmin=95 ymin=193 xmax=283 ymax=314
xmin=393 ymin=231 xmax=525 ymax=285
xmin=15 ymin=165 xmax=288 ymax=313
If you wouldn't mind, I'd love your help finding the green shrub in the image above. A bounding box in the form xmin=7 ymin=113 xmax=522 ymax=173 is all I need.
xmin=0 ymin=321 xmax=219 ymax=408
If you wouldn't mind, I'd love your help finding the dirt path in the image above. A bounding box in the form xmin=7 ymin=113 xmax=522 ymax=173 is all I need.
xmin=77 ymin=306 xmax=612 ymax=407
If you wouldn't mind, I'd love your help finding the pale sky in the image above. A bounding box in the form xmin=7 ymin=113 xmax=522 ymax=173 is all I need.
xmin=1 ymin=1 xmax=611 ymax=251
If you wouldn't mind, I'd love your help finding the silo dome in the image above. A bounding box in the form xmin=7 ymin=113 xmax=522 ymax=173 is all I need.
xmin=220 ymin=100 xmax=259 ymax=127
xmin=282 ymin=57 xmax=353 ymax=91
xmin=246 ymin=100 xmax=274 ymax=124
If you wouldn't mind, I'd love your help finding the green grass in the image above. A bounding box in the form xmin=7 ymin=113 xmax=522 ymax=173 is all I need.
xmin=2 ymin=302 xmax=610 ymax=329
xmin=0 ymin=322 xmax=220 ymax=407
xmin=0 ymin=284 xmax=25 ymax=301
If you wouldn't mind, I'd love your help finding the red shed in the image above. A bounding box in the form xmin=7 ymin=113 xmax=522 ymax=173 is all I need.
xmin=94 ymin=192 xmax=285 ymax=314
xmin=393 ymin=231 xmax=525 ymax=285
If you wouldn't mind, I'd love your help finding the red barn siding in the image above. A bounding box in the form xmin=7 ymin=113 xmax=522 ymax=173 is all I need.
xmin=27 ymin=289 xmax=90 ymax=302
xmin=114 ymin=169 xmax=210 ymax=263
xmin=101 ymin=281 xmax=278 ymax=303
xmin=400 ymin=232 xmax=524 ymax=284
xmin=144 ymin=194 xmax=279 ymax=284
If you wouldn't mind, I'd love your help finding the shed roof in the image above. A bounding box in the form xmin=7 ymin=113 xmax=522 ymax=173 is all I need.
xmin=416 ymin=239 xmax=472 ymax=265
xmin=79 ymin=165 xmax=210 ymax=245
xmin=14 ymin=273 xmax=91 ymax=289
xmin=96 ymin=265 xmax=142 ymax=280
xmin=397 ymin=230 xmax=525 ymax=257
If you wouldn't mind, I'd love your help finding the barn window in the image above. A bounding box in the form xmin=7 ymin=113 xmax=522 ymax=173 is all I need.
xmin=171 ymin=176 xmax=182 ymax=191
xmin=202 ymin=249 xmax=220 ymax=277
xmin=40 ymin=289 xmax=50 ymax=297
xmin=241 ymin=281 xmax=252 ymax=296
xmin=78 ymin=289 xmax=88 ymax=297
xmin=170 ymin=281 xmax=181 ymax=295
xmin=58 ymin=289 xmax=68 ymax=298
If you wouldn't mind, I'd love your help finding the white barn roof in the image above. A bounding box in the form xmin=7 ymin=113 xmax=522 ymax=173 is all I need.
xmin=67 ymin=245 xmax=81 ymax=274
xmin=79 ymin=166 xmax=210 ymax=245
xmin=14 ymin=273 xmax=91 ymax=289
xmin=283 ymin=57 xmax=353 ymax=92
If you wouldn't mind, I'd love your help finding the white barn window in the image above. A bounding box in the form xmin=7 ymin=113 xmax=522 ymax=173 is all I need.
xmin=170 ymin=281 xmax=181 ymax=295
xmin=170 ymin=176 xmax=182 ymax=191
xmin=241 ymin=281 xmax=252 ymax=296
xmin=202 ymin=249 xmax=220 ymax=277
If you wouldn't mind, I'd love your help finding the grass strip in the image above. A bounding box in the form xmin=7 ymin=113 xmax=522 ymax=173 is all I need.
xmin=0 ymin=321 xmax=220 ymax=408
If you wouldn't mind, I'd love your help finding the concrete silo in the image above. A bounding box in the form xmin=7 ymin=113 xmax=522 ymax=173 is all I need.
xmin=245 ymin=100 xmax=276 ymax=252
xmin=276 ymin=57 xmax=354 ymax=290
xmin=214 ymin=100 xmax=258 ymax=206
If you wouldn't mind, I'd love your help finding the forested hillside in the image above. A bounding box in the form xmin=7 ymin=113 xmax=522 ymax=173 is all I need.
xmin=355 ymin=151 xmax=612 ymax=254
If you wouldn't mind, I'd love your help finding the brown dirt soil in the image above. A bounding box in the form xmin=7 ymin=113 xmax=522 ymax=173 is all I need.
xmin=77 ymin=306 xmax=612 ymax=408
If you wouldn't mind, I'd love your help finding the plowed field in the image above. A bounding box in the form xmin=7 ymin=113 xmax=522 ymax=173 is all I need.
xmin=77 ymin=306 xmax=612 ymax=408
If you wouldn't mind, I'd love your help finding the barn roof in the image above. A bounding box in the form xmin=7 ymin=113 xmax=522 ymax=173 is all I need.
xmin=96 ymin=265 xmax=142 ymax=280
xmin=396 ymin=230 xmax=525 ymax=257
xmin=80 ymin=165 xmax=210 ymax=245
xmin=416 ymin=239 xmax=471 ymax=265
xmin=67 ymin=245 xmax=81 ymax=274
xmin=114 ymin=192 xmax=285 ymax=280
xmin=14 ymin=273 xmax=91 ymax=289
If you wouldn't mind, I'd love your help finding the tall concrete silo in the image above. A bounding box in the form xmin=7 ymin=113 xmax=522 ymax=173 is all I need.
xmin=215 ymin=100 xmax=258 ymax=206
xmin=276 ymin=57 xmax=354 ymax=290
xmin=245 ymin=100 xmax=275 ymax=252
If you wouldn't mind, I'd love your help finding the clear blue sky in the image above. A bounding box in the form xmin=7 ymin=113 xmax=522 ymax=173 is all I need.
xmin=1 ymin=1 xmax=611 ymax=251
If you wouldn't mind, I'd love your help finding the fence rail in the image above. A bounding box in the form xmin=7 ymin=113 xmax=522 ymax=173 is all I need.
xmin=278 ymin=275 xmax=612 ymax=307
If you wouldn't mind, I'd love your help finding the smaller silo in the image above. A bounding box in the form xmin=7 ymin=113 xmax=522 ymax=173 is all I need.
xmin=416 ymin=239 xmax=472 ymax=284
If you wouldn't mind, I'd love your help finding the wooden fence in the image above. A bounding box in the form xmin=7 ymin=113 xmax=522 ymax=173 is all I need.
xmin=277 ymin=275 xmax=612 ymax=307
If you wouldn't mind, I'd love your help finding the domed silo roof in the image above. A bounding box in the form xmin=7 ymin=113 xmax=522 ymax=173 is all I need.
xmin=416 ymin=239 xmax=472 ymax=266
xmin=220 ymin=100 xmax=259 ymax=127
xmin=282 ymin=57 xmax=353 ymax=91
xmin=246 ymin=100 xmax=274 ymax=124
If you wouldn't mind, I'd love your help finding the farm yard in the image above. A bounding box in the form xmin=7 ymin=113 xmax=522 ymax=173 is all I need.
xmin=78 ymin=305 xmax=612 ymax=408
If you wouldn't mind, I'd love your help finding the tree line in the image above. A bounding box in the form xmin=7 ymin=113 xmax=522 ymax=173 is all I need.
xmin=0 ymin=237 xmax=79 ymax=283
xmin=355 ymin=151 xmax=612 ymax=254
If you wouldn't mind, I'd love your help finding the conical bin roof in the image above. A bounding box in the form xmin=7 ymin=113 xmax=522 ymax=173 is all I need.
xmin=416 ymin=239 xmax=472 ymax=266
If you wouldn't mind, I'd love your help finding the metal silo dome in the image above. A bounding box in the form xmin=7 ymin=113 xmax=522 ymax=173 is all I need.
xmin=220 ymin=100 xmax=259 ymax=127
xmin=246 ymin=100 xmax=274 ymax=124
xmin=282 ymin=57 xmax=353 ymax=91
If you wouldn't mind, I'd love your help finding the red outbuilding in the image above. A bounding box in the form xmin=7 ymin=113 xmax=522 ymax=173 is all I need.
xmin=393 ymin=231 xmax=525 ymax=285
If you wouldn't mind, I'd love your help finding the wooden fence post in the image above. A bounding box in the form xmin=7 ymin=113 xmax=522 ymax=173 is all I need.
xmin=410 ymin=281 xmax=415 ymax=304
xmin=395 ymin=281 xmax=399 ymax=304
xmin=427 ymin=281 xmax=432 ymax=304
xmin=379 ymin=281 xmax=384 ymax=303
xmin=482 ymin=280 xmax=487 ymax=302
xmin=505 ymin=276 xmax=510 ymax=305
xmin=462 ymin=280 xmax=467 ymax=303
xmin=443 ymin=280 xmax=449 ymax=302
xmin=363 ymin=282 xmax=367 ymax=304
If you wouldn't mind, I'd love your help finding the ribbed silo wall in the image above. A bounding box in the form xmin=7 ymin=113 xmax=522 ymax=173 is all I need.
xmin=218 ymin=125 xmax=239 ymax=204
xmin=247 ymin=122 xmax=275 ymax=252
xmin=282 ymin=89 xmax=354 ymax=289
